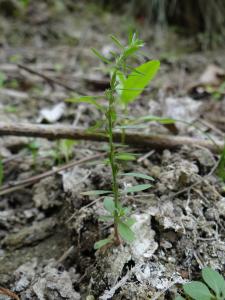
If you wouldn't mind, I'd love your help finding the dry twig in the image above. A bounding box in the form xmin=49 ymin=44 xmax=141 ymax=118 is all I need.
xmin=0 ymin=287 xmax=20 ymax=300
xmin=18 ymin=64 xmax=76 ymax=92
xmin=0 ymin=153 xmax=105 ymax=196
xmin=0 ymin=122 xmax=223 ymax=153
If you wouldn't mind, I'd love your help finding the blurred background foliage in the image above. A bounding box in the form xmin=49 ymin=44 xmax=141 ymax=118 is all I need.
xmin=97 ymin=0 xmax=225 ymax=46
xmin=0 ymin=0 xmax=225 ymax=48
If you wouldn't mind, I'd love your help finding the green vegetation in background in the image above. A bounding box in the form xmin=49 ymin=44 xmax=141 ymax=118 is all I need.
xmin=95 ymin=0 xmax=225 ymax=47
xmin=46 ymin=139 xmax=76 ymax=165
xmin=27 ymin=140 xmax=40 ymax=167
xmin=217 ymin=143 xmax=225 ymax=182
xmin=0 ymin=72 xmax=6 ymax=87
xmin=175 ymin=267 xmax=225 ymax=300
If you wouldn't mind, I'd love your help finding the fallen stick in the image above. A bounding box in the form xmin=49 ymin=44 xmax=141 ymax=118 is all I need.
xmin=0 ymin=287 xmax=20 ymax=300
xmin=18 ymin=63 xmax=109 ymax=92
xmin=0 ymin=153 xmax=105 ymax=196
xmin=18 ymin=63 xmax=76 ymax=92
xmin=0 ymin=122 xmax=223 ymax=153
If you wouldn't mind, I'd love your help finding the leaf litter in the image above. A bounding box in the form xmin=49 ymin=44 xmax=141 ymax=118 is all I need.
xmin=0 ymin=2 xmax=224 ymax=300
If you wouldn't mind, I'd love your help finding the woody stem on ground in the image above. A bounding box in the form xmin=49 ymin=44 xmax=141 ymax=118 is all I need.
xmin=106 ymin=78 xmax=120 ymax=245
xmin=0 ymin=122 xmax=223 ymax=153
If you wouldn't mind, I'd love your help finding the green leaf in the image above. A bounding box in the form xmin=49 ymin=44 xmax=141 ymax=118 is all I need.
xmin=103 ymin=197 xmax=115 ymax=214
xmin=28 ymin=140 xmax=39 ymax=151
xmin=183 ymin=281 xmax=213 ymax=300
xmin=117 ymin=205 xmax=131 ymax=217
xmin=102 ymin=158 xmax=110 ymax=165
xmin=118 ymin=222 xmax=135 ymax=243
xmin=123 ymin=184 xmax=152 ymax=194
xmin=175 ymin=296 xmax=185 ymax=300
xmin=91 ymin=48 xmax=111 ymax=64
xmin=137 ymin=115 xmax=176 ymax=124
xmin=81 ymin=190 xmax=111 ymax=196
xmin=121 ymin=172 xmax=154 ymax=181
xmin=66 ymin=95 xmax=104 ymax=111
xmin=202 ymin=267 xmax=225 ymax=299
xmin=98 ymin=215 xmax=113 ymax=222
xmin=123 ymin=33 xmax=144 ymax=58
xmin=94 ymin=238 xmax=112 ymax=249
xmin=110 ymin=35 xmax=124 ymax=49
xmin=116 ymin=153 xmax=136 ymax=161
xmin=4 ymin=105 xmax=18 ymax=113
xmin=86 ymin=119 xmax=104 ymax=133
xmin=116 ymin=70 xmax=126 ymax=88
xmin=123 ymin=45 xmax=141 ymax=59
xmin=59 ymin=139 xmax=76 ymax=162
xmin=216 ymin=143 xmax=225 ymax=181
xmin=119 ymin=60 xmax=160 ymax=104
xmin=123 ymin=217 xmax=136 ymax=227
xmin=115 ymin=124 xmax=148 ymax=129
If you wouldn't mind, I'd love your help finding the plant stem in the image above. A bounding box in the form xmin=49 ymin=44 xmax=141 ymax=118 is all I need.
xmin=121 ymin=105 xmax=128 ymax=144
xmin=106 ymin=88 xmax=120 ymax=245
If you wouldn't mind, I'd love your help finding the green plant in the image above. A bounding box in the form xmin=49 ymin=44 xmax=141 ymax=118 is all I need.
xmin=46 ymin=139 xmax=76 ymax=165
xmin=19 ymin=0 xmax=30 ymax=8
xmin=0 ymin=72 xmax=6 ymax=88
xmin=210 ymin=81 xmax=225 ymax=101
xmin=96 ymin=0 xmax=225 ymax=44
xmin=68 ymin=33 xmax=159 ymax=249
xmin=57 ymin=139 xmax=76 ymax=163
xmin=216 ymin=142 xmax=225 ymax=181
xmin=175 ymin=267 xmax=225 ymax=300
xmin=27 ymin=140 xmax=40 ymax=167
xmin=4 ymin=105 xmax=18 ymax=113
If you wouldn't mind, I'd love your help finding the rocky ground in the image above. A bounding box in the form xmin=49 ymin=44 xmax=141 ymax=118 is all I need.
xmin=0 ymin=2 xmax=224 ymax=299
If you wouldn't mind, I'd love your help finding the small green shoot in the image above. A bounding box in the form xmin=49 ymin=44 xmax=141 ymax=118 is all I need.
xmin=123 ymin=184 xmax=152 ymax=194
xmin=94 ymin=238 xmax=113 ymax=250
xmin=121 ymin=172 xmax=154 ymax=181
xmin=50 ymin=139 xmax=76 ymax=164
xmin=69 ymin=33 xmax=159 ymax=249
xmin=9 ymin=54 xmax=22 ymax=63
xmin=58 ymin=139 xmax=76 ymax=163
xmin=27 ymin=140 xmax=39 ymax=167
xmin=19 ymin=0 xmax=30 ymax=8
xmin=216 ymin=142 xmax=225 ymax=181
xmin=175 ymin=267 xmax=225 ymax=300
xmin=207 ymin=81 xmax=225 ymax=101
xmin=0 ymin=72 xmax=6 ymax=88
xmin=4 ymin=105 xmax=18 ymax=113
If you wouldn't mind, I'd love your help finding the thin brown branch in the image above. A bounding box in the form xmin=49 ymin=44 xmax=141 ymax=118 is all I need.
xmin=18 ymin=64 xmax=76 ymax=92
xmin=0 ymin=153 xmax=105 ymax=196
xmin=17 ymin=64 xmax=109 ymax=92
xmin=0 ymin=287 xmax=20 ymax=300
xmin=0 ymin=122 xmax=223 ymax=153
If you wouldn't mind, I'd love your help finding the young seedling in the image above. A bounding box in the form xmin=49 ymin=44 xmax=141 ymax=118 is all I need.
xmin=0 ymin=72 xmax=6 ymax=88
xmin=217 ymin=143 xmax=225 ymax=182
xmin=175 ymin=267 xmax=225 ymax=300
xmin=57 ymin=139 xmax=76 ymax=163
xmin=68 ymin=33 xmax=160 ymax=249
xmin=44 ymin=139 xmax=76 ymax=165
xmin=27 ymin=140 xmax=39 ymax=167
